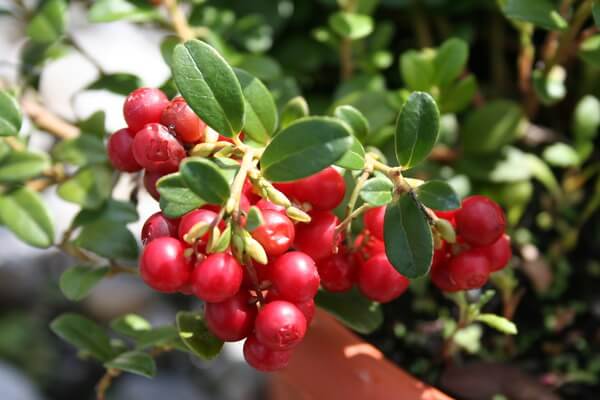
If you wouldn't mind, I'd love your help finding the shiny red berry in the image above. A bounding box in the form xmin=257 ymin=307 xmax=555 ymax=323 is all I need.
xmin=317 ymin=253 xmax=355 ymax=293
xmin=363 ymin=206 xmax=385 ymax=241
xmin=132 ymin=123 xmax=185 ymax=173
xmin=192 ymin=253 xmax=243 ymax=303
xmin=352 ymin=233 xmax=385 ymax=267
xmin=107 ymin=128 xmax=141 ymax=172
xmin=243 ymin=334 xmax=293 ymax=372
xmin=123 ymin=87 xmax=169 ymax=133
xmin=143 ymin=171 xmax=165 ymax=200
xmin=434 ymin=209 xmax=457 ymax=226
xmin=270 ymin=252 xmax=320 ymax=303
xmin=205 ymin=291 xmax=257 ymax=342
xmin=431 ymin=242 xmax=451 ymax=269
xmin=140 ymin=237 xmax=191 ymax=292
xmin=430 ymin=262 xmax=461 ymax=292
xmin=254 ymin=300 xmax=307 ymax=351
xmin=357 ymin=252 xmax=409 ymax=303
xmin=292 ymin=167 xmax=345 ymax=210
xmin=251 ymin=210 xmax=295 ymax=257
xmin=256 ymin=199 xmax=286 ymax=214
xmin=266 ymin=290 xmax=316 ymax=325
xmin=294 ymin=211 xmax=340 ymax=262
xmin=141 ymin=212 xmax=178 ymax=245
xmin=447 ymin=250 xmax=491 ymax=290
xmin=455 ymin=196 xmax=506 ymax=247
xmin=177 ymin=209 xmax=219 ymax=244
xmin=479 ymin=234 xmax=512 ymax=272
xmin=160 ymin=96 xmax=206 ymax=144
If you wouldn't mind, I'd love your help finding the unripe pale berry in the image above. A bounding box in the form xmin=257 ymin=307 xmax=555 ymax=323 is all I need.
xmin=294 ymin=211 xmax=340 ymax=262
xmin=205 ymin=291 xmax=257 ymax=342
xmin=243 ymin=334 xmax=293 ymax=372
xmin=160 ymin=96 xmax=206 ymax=144
xmin=141 ymin=212 xmax=178 ymax=245
xmin=363 ymin=206 xmax=385 ymax=241
xmin=140 ymin=237 xmax=191 ymax=292
xmin=447 ymin=249 xmax=491 ymax=290
xmin=254 ymin=300 xmax=307 ymax=351
xmin=270 ymin=251 xmax=320 ymax=303
xmin=251 ymin=210 xmax=295 ymax=257
xmin=107 ymin=128 xmax=141 ymax=172
xmin=291 ymin=167 xmax=345 ymax=210
xmin=123 ymin=88 xmax=169 ymax=133
xmin=455 ymin=196 xmax=506 ymax=247
xmin=478 ymin=234 xmax=512 ymax=272
xmin=192 ymin=253 xmax=243 ymax=303
xmin=132 ymin=123 xmax=186 ymax=173
xmin=317 ymin=253 xmax=355 ymax=293
xmin=357 ymin=252 xmax=409 ymax=303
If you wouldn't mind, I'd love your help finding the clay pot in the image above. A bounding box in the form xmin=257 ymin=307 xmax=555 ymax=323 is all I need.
xmin=269 ymin=309 xmax=453 ymax=400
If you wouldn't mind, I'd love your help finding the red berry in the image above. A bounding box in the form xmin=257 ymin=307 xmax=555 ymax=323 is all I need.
xmin=107 ymin=128 xmax=141 ymax=172
xmin=256 ymin=199 xmax=286 ymax=214
xmin=205 ymin=291 xmax=257 ymax=342
xmin=242 ymin=260 xmax=273 ymax=288
xmin=272 ymin=181 xmax=298 ymax=199
xmin=357 ymin=253 xmax=409 ymax=303
xmin=140 ymin=237 xmax=191 ymax=292
xmin=479 ymin=234 xmax=512 ymax=272
xmin=455 ymin=196 xmax=506 ymax=247
xmin=132 ymin=123 xmax=186 ymax=173
xmin=123 ymin=88 xmax=169 ymax=133
xmin=430 ymin=262 xmax=461 ymax=292
xmin=143 ymin=171 xmax=165 ymax=200
xmin=177 ymin=209 xmax=219 ymax=245
xmin=160 ymin=96 xmax=206 ymax=144
xmin=243 ymin=334 xmax=292 ymax=372
xmin=270 ymin=252 xmax=320 ymax=303
xmin=254 ymin=300 xmax=307 ymax=351
xmin=363 ymin=206 xmax=385 ymax=241
xmin=292 ymin=167 xmax=345 ymax=210
xmin=317 ymin=253 xmax=355 ymax=292
xmin=447 ymin=250 xmax=491 ymax=290
xmin=431 ymin=242 xmax=451 ymax=269
xmin=141 ymin=212 xmax=178 ymax=245
xmin=294 ymin=211 xmax=340 ymax=261
xmin=251 ymin=210 xmax=295 ymax=257
xmin=352 ymin=233 xmax=385 ymax=267
xmin=266 ymin=290 xmax=316 ymax=324
xmin=192 ymin=253 xmax=243 ymax=303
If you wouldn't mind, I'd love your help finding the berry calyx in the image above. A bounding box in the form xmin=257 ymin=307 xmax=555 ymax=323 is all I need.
xmin=160 ymin=96 xmax=206 ymax=144
xmin=243 ymin=334 xmax=293 ymax=372
xmin=294 ymin=211 xmax=340 ymax=262
xmin=192 ymin=253 xmax=243 ymax=303
xmin=363 ymin=206 xmax=385 ymax=241
xmin=251 ymin=210 xmax=295 ymax=257
xmin=107 ymin=128 xmax=141 ymax=172
xmin=140 ymin=237 xmax=191 ymax=293
xmin=205 ymin=291 xmax=257 ymax=342
xmin=317 ymin=253 xmax=355 ymax=293
xmin=447 ymin=249 xmax=491 ymax=290
xmin=254 ymin=300 xmax=307 ymax=351
xmin=357 ymin=252 xmax=409 ymax=303
xmin=270 ymin=251 xmax=320 ymax=303
xmin=141 ymin=212 xmax=178 ymax=245
xmin=123 ymin=87 xmax=169 ymax=133
xmin=455 ymin=196 xmax=506 ymax=247
xmin=132 ymin=123 xmax=186 ymax=173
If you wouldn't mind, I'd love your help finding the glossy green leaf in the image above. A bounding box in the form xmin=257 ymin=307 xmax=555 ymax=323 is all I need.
xmin=73 ymin=220 xmax=138 ymax=260
xmin=335 ymin=137 xmax=365 ymax=170
xmin=60 ymin=266 xmax=109 ymax=301
xmin=176 ymin=311 xmax=223 ymax=360
xmin=415 ymin=181 xmax=460 ymax=211
xmin=476 ymin=314 xmax=518 ymax=335
xmin=72 ymin=199 xmax=138 ymax=227
xmin=0 ymin=151 xmax=50 ymax=183
xmin=315 ymin=289 xmax=383 ymax=334
xmin=260 ymin=117 xmax=352 ymax=182
xmin=78 ymin=111 xmax=106 ymax=138
xmin=234 ymin=69 xmax=278 ymax=143
xmin=50 ymin=313 xmax=114 ymax=361
xmin=400 ymin=50 xmax=435 ymax=91
xmin=329 ymin=12 xmax=374 ymax=40
xmin=280 ymin=96 xmax=309 ymax=129
xmin=0 ymin=90 xmax=22 ymax=137
xmin=384 ymin=194 xmax=433 ymax=279
xmin=105 ymin=351 xmax=156 ymax=378
xmin=579 ymin=34 xmax=600 ymax=67
xmin=503 ymin=0 xmax=567 ymax=31
xmin=434 ymin=38 xmax=469 ymax=87
xmin=543 ymin=143 xmax=580 ymax=167
xmin=88 ymin=0 xmax=160 ymax=23
xmin=87 ymin=73 xmax=143 ymax=97
xmin=334 ymin=105 xmax=369 ymax=143
xmin=245 ymin=207 xmax=264 ymax=232
xmin=462 ymin=100 xmax=524 ymax=154
xmin=111 ymin=314 xmax=151 ymax=337
xmin=51 ymin=135 xmax=107 ymax=166
xmin=57 ymin=165 xmax=112 ymax=209
xmin=27 ymin=0 xmax=68 ymax=43
xmin=0 ymin=187 xmax=54 ymax=248
xmin=135 ymin=326 xmax=181 ymax=350
xmin=395 ymin=92 xmax=440 ymax=169
xmin=439 ymin=75 xmax=477 ymax=114
xmin=157 ymin=173 xmax=205 ymax=218
xmin=172 ymin=40 xmax=245 ymax=137
xmin=180 ymin=157 xmax=230 ymax=205
xmin=360 ymin=177 xmax=394 ymax=206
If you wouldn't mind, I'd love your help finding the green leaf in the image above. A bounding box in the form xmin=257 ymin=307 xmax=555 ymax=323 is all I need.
xmin=594 ymin=1 xmax=600 ymax=28
xmin=27 ymin=0 xmax=68 ymax=43
xmin=60 ymin=266 xmax=109 ymax=301
xmin=525 ymin=154 xmax=561 ymax=198
xmin=180 ymin=157 xmax=230 ymax=205
xmin=57 ymin=165 xmax=112 ymax=209
xmin=315 ymin=288 xmax=383 ymax=334
xmin=176 ymin=311 xmax=223 ymax=360
xmin=434 ymin=38 xmax=469 ymax=87
xmin=172 ymin=39 xmax=245 ymax=137
xmin=260 ymin=117 xmax=352 ymax=182
xmin=245 ymin=207 xmax=264 ymax=232
xmin=73 ymin=220 xmax=138 ymax=260
xmin=105 ymin=351 xmax=156 ymax=378
xmin=51 ymin=135 xmax=107 ymax=166
xmin=87 ymin=73 xmax=143 ymax=97
xmin=395 ymin=92 xmax=440 ymax=169
xmin=135 ymin=326 xmax=180 ymax=349
xmin=334 ymin=105 xmax=369 ymax=143
xmin=0 ymin=90 xmax=22 ymax=137
xmin=111 ymin=314 xmax=151 ymax=338
xmin=0 ymin=140 xmax=9 ymax=161
xmin=88 ymin=0 xmax=160 ymax=23
xmin=157 ymin=172 xmax=205 ymax=218
xmin=384 ymin=194 xmax=433 ymax=279
xmin=0 ymin=151 xmax=50 ymax=183
xmin=462 ymin=100 xmax=524 ymax=154
xmin=579 ymin=34 xmax=600 ymax=67
xmin=542 ymin=143 xmax=580 ymax=167
xmin=476 ymin=313 xmax=518 ymax=335
xmin=458 ymin=147 xmax=532 ymax=183
xmin=360 ymin=177 xmax=393 ymax=206
xmin=329 ymin=12 xmax=374 ymax=40
xmin=160 ymin=36 xmax=179 ymax=68
xmin=573 ymin=95 xmax=600 ymax=142
xmin=72 ymin=199 xmax=138 ymax=227
xmin=532 ymin=66 xmax=566 ymax=105
xmin=0 ymin=187 xmax=54 ymax=248
xmin=439 ymin=75 xmax=477 ymax=114
xmin=234 ymin=69 xmax=278 ymax=144
xmin=400 ymin=50 xmax=435 ymax=91
xmin=415 ymin=181 xmax=460 ymax=211
xmin=335 ymin=137 xmax=365 ymax=170
xmin=280 ymin=96 xmax=309 ymax=130
xmin=503 ymin=0 xmax=567 ymax=31
xmin=50 ymin=313 xmax=114 ymax=361
xmin=78 ymin=111 xmax=106 ymax=138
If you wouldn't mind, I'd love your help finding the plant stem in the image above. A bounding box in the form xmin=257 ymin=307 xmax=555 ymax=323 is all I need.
xmin=162 ymin=0 xmax=195 ymax=41
xmin=228 ymin=148 xmax=256 ymax=221
xmin=21 ymin=95 xmax=80 ymax=139
xmin=339 ymin=39 xmax=354 ymax=81
xmin=336 ymin=203 xmax=371 ymax=235
xmin=96 ymin=368 xmax=120 ymax=400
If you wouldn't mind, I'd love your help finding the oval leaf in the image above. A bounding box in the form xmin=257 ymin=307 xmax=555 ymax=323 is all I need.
xmin=280 ymin=96 xmax=309 ymax=130
xmin=329 ymin=12 xmax=374 ymax=40
xmin=72 ymin=199 xmax=138 ymax=227
xmin=26 ymin=0 xmax=68 ymax=44
xmin=0 ymin=90 xmax=22 ymax=137
xmin=180 ymin=157 xmax=230 ymax=205
xmin=50 ymin=313 xmax=114 ymax=362
xmin=172 ymin=40 xmax=245 ymax=137
xmin=234 ymin=69 xmax=278 ymax=144
xmin=360 ymin=177 xmax=394 ymax=206
xmin=157 ymin=172 xmax=205 ymax=218
xmin=0 ymin=151 xmax=50 ymax=183
xmin=260 ymin=117 xmax=352 ymax=182
xmin=176 ymin=311 xmax=223 ymax=360
xmin=334 ymin=105 xmax=369 ymax=142
xmin=73 ymin=220 xmax=138 ymax=260
xmin=0 ymin=187 xmax=54 ymax=248
xmin=88 ymin=0 xmax=160 ymax=23
xmin=434 ymin=38 xmax=469 ymax=87
xmin=315 ymin=288 xmax=383 ymax=334
xmin=384 ymin=194 xmax=433 ymax=279
xmin=104 ymin=351 xmax=156 ymax=378
xmin=59 ymin=266 xmax=109 ymax=301
xmin=503 ymin=0 xmax=567 ymax=31
xmin=335 ymin=136 xmax=365 ymax=170
xmin=51 ymin=135 xmax=107 ymax=166
xmin=57 ymin=165 xmax=112 ymax=209
xmin=476 ymin=313 xmax=518 ymax=335
xmin=415 ymin=180 xmax=460 ymax=211
xmin=395 ymin=92 xmax=440 ymax=169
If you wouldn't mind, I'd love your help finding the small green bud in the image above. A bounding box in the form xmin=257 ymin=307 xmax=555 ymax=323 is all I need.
xmin=286 ymin=206 xmax=311 ymax=223
xmin=435 ymin=218 xmax=456 ymax=244
xmin=183 ymin=221 xmax=211 ymax=245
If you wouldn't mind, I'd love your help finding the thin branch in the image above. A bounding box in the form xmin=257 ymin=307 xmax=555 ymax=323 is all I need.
xmin=162 ymin=0 xmax=195 ymax=41
xmin=21 ymin=94 xmax=80 ymax=139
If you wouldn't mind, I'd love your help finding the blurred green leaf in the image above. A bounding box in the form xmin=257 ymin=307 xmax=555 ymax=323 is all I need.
xmin=439 ymin=75 xmax=477 ymax=114
xmin=0 ymin=151 xmax=50 ymax=183
xmin=573 ymin=95 xmax=600 ymax=141
xmin=434 ymin=38 xmax=469 ymax=87
xmin=60 ymin=266 xmax=109 ymax=301
xmin=459 ymin=147 xmax=531 ymax=183
xmin=111 ymin=314 xmax=151 ymax=338
xmin=73 ymin=220 xmax=138 ymax=260
xmin=234 ymin=69 xmax=278 ymax=143
xmin=476 ymin=313 xmax=518 ymax=335
xmin=88 ymin=0 xmax=160 ymax=23
xmin=579 ymin=34 xmax=600 ymax=67
xmin=105 ymin=351 xmax=156 ymax=378
xmin=180 ymin=158 xmax=230 ymax=205
xmin=315 ymin=288 xmax=383 ymax=334
xmin=176 ymin=312 xmax=223 ymax=360
xmin=280 ymin=96 xmax=309 ymax=129
xmin=27 ymin=0 xmax=68 ymax=44
xmin=78 ymin=111 xmax=106 ymax=138
xmin=400 ymin=50 xmax=435 ymax=91
xmin=52 ymin=135 xmax=107 ymax=166
xmin=57 ymin=165 xmax=112 ymax=209
xmin=50 ymin=313 xmax=114 ymax=361
xmin=87 ymin=73 xmax=143 ymax=97
xmin=329 ymin=12 xmax=374 ymax=40
xmin=543 ymin=143 xmax=580 ymax=167
xmin=502 ymin=0 xmax=567 ymax=31
xmin=334 ymin=105 xmax=369 ymax=143
xmin=594 ymin=1 xmax=600 ymax=28
xmin=0 ymin=187 xmax=54 ymax=248
xmin=532 ymin=66 xmax=566 ymax=105
xmin=72 ymin=199 xmax=138 ymax=227
xmin=0 ymin=90 xmax=22 ymax=137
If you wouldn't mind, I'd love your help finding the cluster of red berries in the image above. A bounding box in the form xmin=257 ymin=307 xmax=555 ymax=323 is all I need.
xmin=430 ymin=195 xmax=512 ymax=292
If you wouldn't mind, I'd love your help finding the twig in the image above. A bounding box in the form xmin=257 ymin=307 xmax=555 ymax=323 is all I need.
xmin=21 ymin=95 xmax=80 ymax=139
xmin=339 ymin=39 xmax=354 ymax=81
xmin=96 ymin=368 xmax=120 ymax=400
xmin=162 ymin=0 xmax=195 ymax=41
